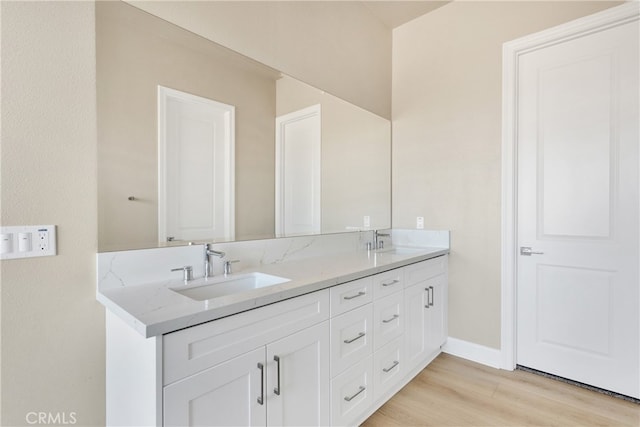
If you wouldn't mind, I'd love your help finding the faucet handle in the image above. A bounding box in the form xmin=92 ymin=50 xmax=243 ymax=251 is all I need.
xmin=223 ymin=260 xmax=240 ymax=276
xmin=171 ymin=265 xmax=193 ymax=283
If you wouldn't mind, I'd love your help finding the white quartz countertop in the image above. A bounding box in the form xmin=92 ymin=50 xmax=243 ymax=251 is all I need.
xmin=97 ymin=247 xmax=449 ymax=337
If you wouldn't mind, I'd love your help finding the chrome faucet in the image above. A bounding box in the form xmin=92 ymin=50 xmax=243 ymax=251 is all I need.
xmin=374 ymin=230 xmax=390 ymax=250
xmin=204 ymin=243 xmax=225 ymax=279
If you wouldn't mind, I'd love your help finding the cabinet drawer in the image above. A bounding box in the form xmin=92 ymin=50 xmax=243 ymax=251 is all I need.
xmin=373 ymin=292 xmax=403 ymax=350
xmin=372 ymin=269 xmax=404 ymax=300
xmin=163 ymin=289 xmax=329 ymax=385
xmin=330 ymin=276 xmax=373 ymax=316
xmin=373 ymin=337 xmax=403 ymax=402
xmin=404 ymin=256 xmax=447 ymax=287
xmin=330 ymin=304 xmax=373 ymax=377
xmin=330 ymin=355 xmax=373 ymax=427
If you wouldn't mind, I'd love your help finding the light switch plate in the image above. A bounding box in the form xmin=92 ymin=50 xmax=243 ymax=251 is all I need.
xmin=0 ymin=225 xmax=57 ymax=259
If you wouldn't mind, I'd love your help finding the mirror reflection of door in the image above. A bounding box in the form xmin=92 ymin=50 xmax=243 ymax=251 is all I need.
xmin=275 ymin=105 xmax=321 ymax=236
xmin=158 ymin=86 xmax=235 ymax=243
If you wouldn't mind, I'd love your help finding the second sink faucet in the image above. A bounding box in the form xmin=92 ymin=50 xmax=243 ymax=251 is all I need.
xmin=374 ymin=230 xmax=390 ymax=250
xmin=204 ymin=243 xmax=225 ymax=279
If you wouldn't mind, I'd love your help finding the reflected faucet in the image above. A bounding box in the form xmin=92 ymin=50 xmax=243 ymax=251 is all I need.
xmin=374 ymin=230 xmax=390 ymax=250
xmin=204 ymin=243 xmax=225 ymax=279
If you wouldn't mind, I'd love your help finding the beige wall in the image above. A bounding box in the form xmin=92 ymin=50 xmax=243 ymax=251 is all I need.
xmin=126 ymin=0 xmax=392 ymax=119
xmin=276 ymin=76 xmax=391 ymax=233
xmin=392 ymin=1 xmax=620 ymax=349
xmin=97 ymin=2 xmax=277 ymax=250
xmin=1 ymin=1 xmax=392 ymax=425
xmin=1 ymin=1 xmax=103 ymax=426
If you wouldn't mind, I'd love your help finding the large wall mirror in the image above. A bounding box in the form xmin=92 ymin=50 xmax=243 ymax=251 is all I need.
xmin=97 ymin=1 xmax=391 ymax=252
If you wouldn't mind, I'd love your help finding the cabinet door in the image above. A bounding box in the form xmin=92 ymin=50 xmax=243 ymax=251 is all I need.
xmin=404 ymin=282 xmax=428 ymax=372
xmin=163 ymin=347 xmax=266 ymax=427
xmin=427 ymin=275 xmax=447 ymax=351
xmin=266 ymin=321 xmax=330 ymax=427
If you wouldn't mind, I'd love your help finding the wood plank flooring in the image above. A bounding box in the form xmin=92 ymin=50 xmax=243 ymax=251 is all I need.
xmin=362 ymin=353 xmax=639 ymax=426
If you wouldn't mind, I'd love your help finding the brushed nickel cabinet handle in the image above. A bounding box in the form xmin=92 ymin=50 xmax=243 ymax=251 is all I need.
xmin=382 ymin=279 xmax=400 ymax=287
xmin=344 ymin=332 xmax=365 ymax=344
xmin=273 ymin=355 xmax=281 ymax=396
xmin=344 ymin=291 xmax=366 ymax=300
xmin=429 ymin=286 xmax=434 ymax=307
xmin=382 ymin=314 xmax=400 ymax=324
xmin=257 ymin=362 xmax=264 ymax=405
xmin=344 ymin=386 xmax=366 ymax=402
xmin=382 ymin=360 xmax=399 ymax=373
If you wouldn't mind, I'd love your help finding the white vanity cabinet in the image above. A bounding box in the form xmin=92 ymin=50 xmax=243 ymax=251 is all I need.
xmin=105 ymin=254 xmax=448 ymax=427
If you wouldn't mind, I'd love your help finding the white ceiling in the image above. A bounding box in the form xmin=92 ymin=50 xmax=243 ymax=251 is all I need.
xmin=361 ymin=1 xmax=450 ymax=29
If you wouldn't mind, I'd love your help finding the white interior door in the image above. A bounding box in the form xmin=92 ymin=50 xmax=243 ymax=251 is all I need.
xmin=275 ymin=105 xmax=321 ymax=236
xmin=516 ymin=18 xmax=639 ymax=398
xmin=158 ymin=86 xmax=234 ymax=243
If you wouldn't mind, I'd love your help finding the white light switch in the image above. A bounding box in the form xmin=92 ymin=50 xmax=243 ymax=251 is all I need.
xmin=0 ymin=225 xmax=56 ymax=260
xmin=363 ymin=216 xmax=371 ymax=228
xmin=416 ymin=217 xmax=424 ymax=230
xmin=18 ymin=232 xmax=32 ymax=252
xmin=1 ymin=234 xmax=13 ymax=254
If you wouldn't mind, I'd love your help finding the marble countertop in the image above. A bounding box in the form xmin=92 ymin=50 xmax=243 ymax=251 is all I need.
xmin=97 ymin=247 xmax=449 ymax=337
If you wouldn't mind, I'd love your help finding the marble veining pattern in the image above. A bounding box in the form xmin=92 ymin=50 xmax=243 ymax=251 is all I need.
xmin=97 ymin=230 xmax=449 ymax=337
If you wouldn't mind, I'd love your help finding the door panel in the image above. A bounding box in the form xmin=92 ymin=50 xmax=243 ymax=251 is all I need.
xmin=158 ymin=87 xmax=234 ymax=242
xmin=539 ymin=55 xmax=612 ymax=238
xmin=275 ymin=105 xmax=321 ymax=236
xmin=516 ymin=19 xmax=639 ymax=398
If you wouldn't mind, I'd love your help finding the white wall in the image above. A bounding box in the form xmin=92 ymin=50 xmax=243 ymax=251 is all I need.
xmin=392 ymin=0 xmax=620 ymax=350
xmin=0 ymin=1 xmax=103 ymax=425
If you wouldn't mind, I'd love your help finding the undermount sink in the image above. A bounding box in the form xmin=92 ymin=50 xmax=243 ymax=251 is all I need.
xmin=171 ymin=272 xmax=290 ymax=301
xmin=376 ymin=247 xmax=425 ymax=255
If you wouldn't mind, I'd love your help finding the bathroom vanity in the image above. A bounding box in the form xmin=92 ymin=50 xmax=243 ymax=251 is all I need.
xmin=98 ymin=230 xmax=449 ymax=426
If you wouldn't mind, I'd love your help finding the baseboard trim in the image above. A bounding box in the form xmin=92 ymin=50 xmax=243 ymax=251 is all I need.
xmin=442 ymin=337 xmax=503 ymax=369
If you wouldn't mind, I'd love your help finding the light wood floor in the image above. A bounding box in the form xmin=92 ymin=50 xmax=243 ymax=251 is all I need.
xmin=362 ymin=353 xmax=639 ymax=426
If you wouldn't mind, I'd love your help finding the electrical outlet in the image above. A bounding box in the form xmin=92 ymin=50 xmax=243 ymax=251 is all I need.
xmin=38 ymin=229 xmax=50 ymax=252
xmin=363 ymin=216 xmax=371 ymax=228
xmin=416 ymin=217 xmax=424 ymax=229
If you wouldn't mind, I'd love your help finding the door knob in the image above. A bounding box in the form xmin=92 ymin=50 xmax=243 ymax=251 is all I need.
xmin=520 ymin=246 xmax=544 ymax=256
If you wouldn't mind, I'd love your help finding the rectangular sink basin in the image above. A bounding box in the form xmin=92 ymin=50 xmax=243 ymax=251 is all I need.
xmin=172 ymin=272 xmax=290 ymax=301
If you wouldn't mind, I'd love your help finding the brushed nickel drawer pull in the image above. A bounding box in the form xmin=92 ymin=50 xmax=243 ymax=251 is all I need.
xmin=382 ymin=314 xmax=400 ymax=324
xmin=382 ymin=279 xmax=400 ymax=287
xmin=344 ymin=332 xmax=365 ymax=344
xmin=429 ymin=285 xmax=434 ymax=307
xmin=273 ymin=355 xmax=281 ymax=396
xmin=344 ymin=291 xmax=366 ymax=300
xmin=344 ymin=386 xmax=366 ymax=402
xmin=257 ymin=362 xmax=264 ymax=405
xmin=382 ymin=360 xmax=399 ymax=373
